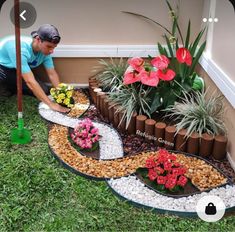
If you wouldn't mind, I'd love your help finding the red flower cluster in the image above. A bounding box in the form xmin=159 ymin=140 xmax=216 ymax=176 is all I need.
xmin=145 ymin=149 xmax=188 ymax=191
xmin=123 ymin=47 xmax=192 ymax=87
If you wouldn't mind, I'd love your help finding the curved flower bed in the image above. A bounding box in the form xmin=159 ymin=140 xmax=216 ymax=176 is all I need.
xmin=39 ymin=89 xmax=235 ymax=217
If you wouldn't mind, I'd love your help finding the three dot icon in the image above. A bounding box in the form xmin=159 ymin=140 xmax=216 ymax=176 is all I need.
xmin=203 ymin=18 xmax=218 ymax=22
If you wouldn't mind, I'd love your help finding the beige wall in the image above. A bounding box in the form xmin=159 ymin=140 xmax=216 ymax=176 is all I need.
xmin=212 ymin=0 xmax=235 ymax=82
xmin=0 ymin=0 xmax=203 ymax=44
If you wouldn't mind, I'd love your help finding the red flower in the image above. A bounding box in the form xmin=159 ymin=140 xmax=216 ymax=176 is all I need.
xmin=176 ymin=47 xmax=192 ymax=66
xmin=155 ymin=166 xmax=164 ymax=175
xmin=163 ymin=161 xmax=172 ymax=171
xmin=157 ymin=176 xmax=167 ymax=185
xmin=148 ymin=169 xmax=158 ymax=181
xmin=156 ymin=69 xmax=176 ymax=81
xmin=165 ymin=177 xmax=177 ymax=189
xmin=128 ymin=57 xmax=145 ymax=72
xmin=139 ymin=70 xmax=160 ymax=87
xmin=169 ymin=154 xmax=177 ymax=161
xmin=123 ymin=71 xmax=141 ymax=85
xmin=145 ymin=157 xmax=156 ymax=169
xmin=151 ymin=55 xmax=170 ymax=70
xmin=177 ymin=175 xmax=188 ymax=187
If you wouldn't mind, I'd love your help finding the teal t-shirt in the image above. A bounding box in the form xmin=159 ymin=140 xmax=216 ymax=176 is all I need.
xmin=0 ymin=35 xmax=54 ymax=74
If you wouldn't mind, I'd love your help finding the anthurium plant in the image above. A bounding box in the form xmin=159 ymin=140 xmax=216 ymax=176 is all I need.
xmin=122 ymin=0 xmax=206 ymax=114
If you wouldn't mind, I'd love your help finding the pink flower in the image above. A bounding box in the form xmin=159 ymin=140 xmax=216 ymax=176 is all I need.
xmin=128 ymin=57 xmax=145 ymax=72
xmin=91 ymin=128 xmax=98 ymax=134
xmin=139 ymin=70 xmax=159 ymax=87
xmin=176 ymin=47 xmax=192 ymax=66
xmin=156 ymin=69 xmax=175 ymax=81
xmin=151 ymin=55 xmax=170 ymax=70
xmin=123 ymin=71 xmax=141 ymax=85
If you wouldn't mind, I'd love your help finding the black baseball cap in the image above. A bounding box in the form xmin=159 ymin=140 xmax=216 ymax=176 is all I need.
xmin=31 ymin=24 xmax=61 ymax=44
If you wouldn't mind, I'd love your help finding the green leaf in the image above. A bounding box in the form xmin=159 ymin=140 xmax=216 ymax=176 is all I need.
xmin=164 ymin=35 xmax=174 ymax=57
xmin=189 ymin=41 xmax=206 ymax=76
xmin=185 ymin=21 xmax=191 ymax=49
xmin=150 ymin=92 xmax=162 ymax=113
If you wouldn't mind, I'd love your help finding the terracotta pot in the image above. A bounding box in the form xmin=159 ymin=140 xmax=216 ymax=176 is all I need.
xmin=187 ymin=132 xmax=199 ymax=155
xmin=164 ymin=125 xmax=176 ymax=150
xmin=136 ymin=115 xmax=147 ymax=135
xmin=212 ymin=135 xmax=227 ymax=160
xmin=144 ymin=119 xmax=156 ymax=143
xmin=199 ymin=133 xmax=214 ymax=157
xmin=154 ymin=122 xmax=166 ymax=147
xmin=175 ymin=129 xmax=187 ymax=152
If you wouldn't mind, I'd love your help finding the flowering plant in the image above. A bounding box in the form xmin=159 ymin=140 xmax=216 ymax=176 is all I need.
xmin=50 ymin=83 xmax=74 ymax=108
xmin=70 ymin=118 xmax=100 ymax=151
xmin=145 ymin=149 xmax=188 ymax=192
xmin=115 ymin=0 xmax=206 ymax=117
xmin=124 ymin=47 xmax=193 ymax=87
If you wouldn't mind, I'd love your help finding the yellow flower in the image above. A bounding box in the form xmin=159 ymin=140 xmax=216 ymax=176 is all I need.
xmin=66 ymin=90 xmax=73 ymax=98
xmin=64 ymin=98 xmax=70 ymax=106
xmin=56 ymin=98 xmax=62 ymax=103
xmin=58 ymin=83 xmax=66 ymax=88
xmin=50 ymin=88 xmax=55 ymax=95
xmin=58 ymin=93 xmax=65 ymax=99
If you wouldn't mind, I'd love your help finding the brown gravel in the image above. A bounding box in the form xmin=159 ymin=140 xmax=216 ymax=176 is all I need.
xmin=49 ymin=124 xmax=151 ymax=178
xmin=49 ymin=124 xmax=229 ymax=191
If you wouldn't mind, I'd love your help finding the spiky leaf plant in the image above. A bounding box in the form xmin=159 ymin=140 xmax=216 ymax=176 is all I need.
xmin=92 ymin=58 xmax=128 ymax=93
xmin=108 ymin=83 xmax=152 ymax=129
xmin=164 ymin=90 xmax=226 ymax=138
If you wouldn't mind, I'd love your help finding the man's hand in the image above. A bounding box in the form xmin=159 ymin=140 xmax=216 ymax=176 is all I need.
xmin=49 ymin=102 xmax=70 ymax=113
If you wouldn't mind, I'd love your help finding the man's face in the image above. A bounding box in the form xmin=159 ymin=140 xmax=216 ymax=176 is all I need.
xmin=38 ymin=39 xmax=57 ymax=55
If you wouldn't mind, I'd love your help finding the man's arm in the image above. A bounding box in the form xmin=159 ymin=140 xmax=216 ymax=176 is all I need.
xmin=45 ymin=67 xmax=60 ymax=87
xmin=22 ymin=71 xmax=69 ymax=113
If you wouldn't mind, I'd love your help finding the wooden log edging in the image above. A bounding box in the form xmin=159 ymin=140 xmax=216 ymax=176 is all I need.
xmin=88 ymin=82 xmax=228 ymax=160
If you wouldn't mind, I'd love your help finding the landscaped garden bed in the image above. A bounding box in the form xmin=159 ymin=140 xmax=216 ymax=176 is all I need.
xmin=38 ymin=88 xmax=235 ymax=217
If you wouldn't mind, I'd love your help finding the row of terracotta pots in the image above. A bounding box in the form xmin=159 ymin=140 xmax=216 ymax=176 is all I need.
xmin=88 ymin=79 xmax=227 ymax=160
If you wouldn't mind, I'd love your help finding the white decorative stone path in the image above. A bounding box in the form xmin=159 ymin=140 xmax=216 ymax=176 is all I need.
xmin=39 ymin=101 xmax=124 ymax=160
xmin=107 ymin=176 xmax=235 ymax=213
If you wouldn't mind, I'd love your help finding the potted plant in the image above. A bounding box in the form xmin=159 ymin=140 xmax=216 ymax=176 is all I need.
xmin=164 ymin=90 xmax=227 ymax=158
xmin=50 ymin=83 xmax=74 ymax=108
xmin=70 ymin=118 xmax=100 ymax=152
xmin=137 ymin=149 xmax=190 ymax=196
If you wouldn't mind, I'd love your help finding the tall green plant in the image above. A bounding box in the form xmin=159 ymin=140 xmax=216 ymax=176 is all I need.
xmin=163 ymin=90 xmax=226 ymax=138
xmin=92 ymin=58 xmax=128 ymax=93
xmin=108 ymin=83 xmax=152 ymax=128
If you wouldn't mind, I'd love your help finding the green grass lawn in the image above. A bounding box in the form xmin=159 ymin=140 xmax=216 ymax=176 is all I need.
xmin=0 ymin=95 xmax=235 ymax=231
